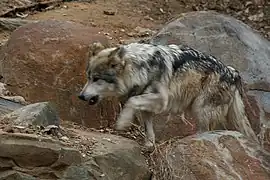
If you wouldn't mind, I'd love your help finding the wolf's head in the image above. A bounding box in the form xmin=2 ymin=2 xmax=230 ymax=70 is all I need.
xmin=78 ymin=42 xmax=129 ymax=105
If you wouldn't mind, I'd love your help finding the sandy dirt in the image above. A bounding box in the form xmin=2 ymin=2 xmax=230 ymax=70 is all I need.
xmin=0 ymin=0 xmax=267 ymax=45
xmin=24 ymin=0 xmax=189 ymax=44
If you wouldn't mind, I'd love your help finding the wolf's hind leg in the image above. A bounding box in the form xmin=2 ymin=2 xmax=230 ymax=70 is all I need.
xmin=191 ymin=94 xmax=229 ymax=133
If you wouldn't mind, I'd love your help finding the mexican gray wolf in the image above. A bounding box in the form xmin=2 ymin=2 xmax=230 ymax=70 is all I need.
xmin=78 ymin=42 xmax=259 ymax=148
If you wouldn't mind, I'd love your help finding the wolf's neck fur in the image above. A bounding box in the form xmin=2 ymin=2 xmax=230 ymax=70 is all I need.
xmin=118 ymin=43 xmax=176 ymax=96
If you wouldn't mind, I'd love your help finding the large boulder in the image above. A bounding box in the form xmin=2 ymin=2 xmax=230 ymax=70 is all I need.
xmin=148 ymin=11 xmax=270 ymax=144
xmin=0 ymin=128 xmax=151 ymax=180
xmin=0 ymin=20 xmax=118 ymax=128
xmin=151 ymin=130 xmax=270 ymax=180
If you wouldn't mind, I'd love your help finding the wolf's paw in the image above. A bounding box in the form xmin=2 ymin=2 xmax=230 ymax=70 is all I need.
xmin=145 ymin=141 xmax=154 ymax=148
xmin=142 ymin=141 xmax=155 ymax=152
xmin=115 ymin=108 xmax=134 ymax=131
xmin=115 ymin=120 xmax=129 ymax=131
xmin=115 ymin=117 xmax=132 ymax=131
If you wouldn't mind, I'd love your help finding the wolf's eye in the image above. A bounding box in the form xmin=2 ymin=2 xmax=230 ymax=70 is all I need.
xmin=93 ymin=77 xmax=99 ymax=82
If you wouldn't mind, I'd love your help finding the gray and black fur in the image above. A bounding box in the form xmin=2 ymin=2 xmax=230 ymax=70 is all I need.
xmin=78 ymin=42 xmax=258 ymax=148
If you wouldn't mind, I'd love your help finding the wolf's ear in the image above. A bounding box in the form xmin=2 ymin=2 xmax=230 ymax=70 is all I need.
xmin=109 ymin=46 xmax=126 ymax=67
xmin=88 ymin=42 xmax=106 ymax=57
xmin=109 ymin=46 xmax=125 ymax=59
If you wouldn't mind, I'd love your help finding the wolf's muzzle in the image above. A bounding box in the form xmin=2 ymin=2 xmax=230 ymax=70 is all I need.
xmin=88 ymin=95 xmax=99 ymax=105
xmin=78 ymin=94 xmax=99 ymax=105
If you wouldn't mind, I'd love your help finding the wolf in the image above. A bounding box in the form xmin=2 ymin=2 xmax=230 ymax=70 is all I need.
xmin=78 ymin=42 xmax=259 ymax=148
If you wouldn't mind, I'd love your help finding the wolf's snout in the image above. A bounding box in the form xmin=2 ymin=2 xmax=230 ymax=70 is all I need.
xmin=78 ymin=93 xmax=99 ymax=105
xmin=78 ymin=94 xmax=87 ymax=101
xmin=88 ymin=95 xmax=99 ymax=105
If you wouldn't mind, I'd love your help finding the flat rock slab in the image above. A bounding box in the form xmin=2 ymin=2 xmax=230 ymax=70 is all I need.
xmin=0 ymin=131 xmax=83 ymax=179
xmin=0 ymin=128 xmax=151 ymax=180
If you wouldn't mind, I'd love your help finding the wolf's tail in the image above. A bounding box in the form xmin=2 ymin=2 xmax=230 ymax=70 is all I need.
xmin=227 ymin=75 xmax=259 ymax=143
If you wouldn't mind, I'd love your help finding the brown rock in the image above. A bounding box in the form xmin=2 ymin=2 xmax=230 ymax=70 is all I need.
xmin=65 ymin=129 xmax=151 ymax=180
xmin=0 ymin=157 xmax=15 ymax=170
xmin=0 ymin=20 xmax=118 ymax=128
xmin=103 ymin=9 xmax=116 ymax=16
xmin=154 ymin=113 xmax=196 ymax=142
xmin=0 ymin=132 xmax=83 ymax=168
xmin=151 ymin=131 xmax=270 ymax=180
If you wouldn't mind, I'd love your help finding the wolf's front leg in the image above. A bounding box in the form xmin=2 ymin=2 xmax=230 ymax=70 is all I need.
xmin=115 ymin=92 xmax=165 ymax=131
xmin=141 ymin=111 xmax=155 ymax=149
xmin=115 ymin=107 xmax=136 ymax=131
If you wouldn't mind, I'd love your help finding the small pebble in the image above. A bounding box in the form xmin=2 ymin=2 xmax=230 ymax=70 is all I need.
xmin=61 ymin=136 xmax=69 ymax=141
xmin=103 ymin=10 xmax=116 ymax=15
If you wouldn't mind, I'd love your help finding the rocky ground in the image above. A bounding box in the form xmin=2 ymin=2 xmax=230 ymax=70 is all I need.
xmin=0 ymin=0 xmax=270 ymax=180
xmin=0 ymin=0 xmax=269 ymax=44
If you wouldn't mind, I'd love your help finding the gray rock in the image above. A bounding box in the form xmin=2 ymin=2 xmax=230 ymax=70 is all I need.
xmin=135 ymin=26 xmax=155 ymax=37
xmin=0 ymin=132 xmax=83 ymax=168
xmin=148 ymin=11 xmax=270 ymax=145
xmin=0 ymin=171 xmax=36 ymax=180
xmin=0 ymin=97 xmax=24 ymax=116
xmin=62 ymin=165 xmax=97 ymax=180
xmin=0 ymin=102 xmax=60 ymax=127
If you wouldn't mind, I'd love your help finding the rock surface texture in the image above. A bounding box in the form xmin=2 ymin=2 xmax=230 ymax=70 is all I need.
xmin=0 ymin=102 xmax=60 ymax=127
xmin=151 ymin=130 xmax=270 ymax=180
xmin=0 ymin=20 xmax=119 ymax=128
xmin=149 ymin=11 xmax=270 ymax=146
xmin=0 ymin=129 xmax=150 ymax=180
